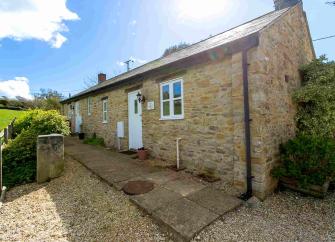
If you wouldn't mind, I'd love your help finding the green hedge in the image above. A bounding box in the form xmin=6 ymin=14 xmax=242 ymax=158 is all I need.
xmin=3 ymin=110 xmax=70 ymax=188
xmin=294 ymin=56 xmax=335 ymax=137
xmin=272 ymin=135 xmax=335 ymax=188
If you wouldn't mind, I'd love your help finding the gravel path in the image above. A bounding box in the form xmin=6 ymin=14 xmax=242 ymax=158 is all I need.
xmin=0 ymin=156 xmax=167 ymax=242
xmin=1 ymin=156 xmax=334 ymax=242
xmin=193 ymin=191 xmax=335 ymax=242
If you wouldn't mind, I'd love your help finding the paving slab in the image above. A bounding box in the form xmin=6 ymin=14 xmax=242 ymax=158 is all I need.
xmin=65 ymin=137 xmax=242 ymax=241
xmin=143 ymin=170 xmax=180 ymax=185
xmin=130 ymin=186 xmax=182 ymax=214
xmin=152 ymin=198 xmax=219 ymax=241
xmin=163 ymin=177 xmax=206 ymax=197
xmin=98 ymin=169 xmax=141 ymax=184
xmin=187 ymin=187 xmax=243 ymax=215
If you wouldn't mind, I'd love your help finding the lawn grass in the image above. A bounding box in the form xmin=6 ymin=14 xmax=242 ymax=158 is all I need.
xmin=0 ymin=109 xmax=26 ymax=131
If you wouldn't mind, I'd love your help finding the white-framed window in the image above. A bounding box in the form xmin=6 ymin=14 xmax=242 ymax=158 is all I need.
xmin=87 ymin=97 xmax=93 ymax=116
xmin=102 ymin=99 xmax=108 ymax=123
xmin=160 ymin=78 xmax=184 ymax=120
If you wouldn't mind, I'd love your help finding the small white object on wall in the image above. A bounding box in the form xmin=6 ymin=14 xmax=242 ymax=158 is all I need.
xmin=117 ymin=121 xmax=124 ymax=138
xmin=147 ymin=101 xmax=155 ymax=110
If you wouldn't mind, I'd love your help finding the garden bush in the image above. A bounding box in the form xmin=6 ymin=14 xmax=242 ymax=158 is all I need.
xmin=272 ymin=135 xmax=335 ymax=188
xmin=3 ymin=110 xmax=70 ymax=187
xmin=294 ymin=56 xmax=335 ymax=137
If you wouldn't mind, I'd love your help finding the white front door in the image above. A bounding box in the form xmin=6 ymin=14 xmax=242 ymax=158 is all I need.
xmin=128 ymin=91 xmax=143 ymax=150
xmin=75 ymin=101 xmax=82 ymax=133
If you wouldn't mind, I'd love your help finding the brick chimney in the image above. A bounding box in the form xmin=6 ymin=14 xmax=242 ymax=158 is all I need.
xmin=98 ymin=73 xmax=106 ymax=83
xmin=274 ymin=0 xmax=301 ymax=10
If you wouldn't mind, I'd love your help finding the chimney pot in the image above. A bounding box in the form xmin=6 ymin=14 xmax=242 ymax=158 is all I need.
xmin=274 ymin=0 xmax=301 ymax=10
xmin=98 ymin=73 xmax=106 ymax=83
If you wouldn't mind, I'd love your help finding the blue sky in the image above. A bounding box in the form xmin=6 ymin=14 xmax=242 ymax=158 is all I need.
xmin=0 ymin=0 xmax=334 ymax=99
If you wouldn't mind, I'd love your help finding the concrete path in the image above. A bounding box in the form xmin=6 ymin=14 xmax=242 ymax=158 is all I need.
xmin=65 ymin=137 xmax=242 ymax=241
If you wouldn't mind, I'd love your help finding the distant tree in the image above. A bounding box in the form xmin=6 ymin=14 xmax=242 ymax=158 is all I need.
xmin=84 ymin=74 xmax=99 ymax=88
xmin=326 ymin=1 xmax=335 ymax=6
xmin=162 ymin=42 xmax=190 ymax=57
xmin=0 ymin=97 xmax=8 ymax=107
xmin=33 ymin=89 xmax=64 ymax=111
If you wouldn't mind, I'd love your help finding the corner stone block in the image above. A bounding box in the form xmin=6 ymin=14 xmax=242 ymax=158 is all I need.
xmin=37 ymin=134 xmax=64 ymax=183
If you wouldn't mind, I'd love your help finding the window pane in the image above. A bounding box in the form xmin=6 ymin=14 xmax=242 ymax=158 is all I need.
xmin=173 ymin=82 xmax=181 ymax=98
xmin=103 ymin=112 xmax=107 ymax=121
xmin=103 ymin=101 xmax=107 ymax=111
xmin=174 ymin=99 xmax=182 ymax=115
xmin=134 ymin=100 xmax=138 ymax=114
xmin=162 ymin=85 xmax=169 ymax=100
xmin=163 ymin=101 xmax=170 ymax=116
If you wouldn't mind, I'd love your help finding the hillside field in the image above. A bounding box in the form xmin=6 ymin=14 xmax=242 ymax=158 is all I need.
xmin=0 ymin=109 xmax=26 ymax=131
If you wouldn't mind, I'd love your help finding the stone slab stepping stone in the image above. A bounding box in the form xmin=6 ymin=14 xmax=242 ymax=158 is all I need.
xmin=152 ymin=198 xmax=219 ymax=241
xmin=122 ymin=180 xmax=154 ymax=195
xmin=130 ymin=187 xmax=182 ymax=214
xmin=187 ymin=187 xmax=243 ymax=215
xmin=163 ymin=177 xmax=206 ymax=197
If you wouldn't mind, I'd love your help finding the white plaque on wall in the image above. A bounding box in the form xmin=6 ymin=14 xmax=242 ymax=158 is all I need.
xmin=147 ymin=101 xmax=155 ymax=110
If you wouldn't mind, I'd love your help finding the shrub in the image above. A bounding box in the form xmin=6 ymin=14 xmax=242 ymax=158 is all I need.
xmin=294 ymin=56 xmax=335 ymax=137
xmin=3 ymin=109 xmax=70 ymax=187
xmin=83 ymin=133 xmax=105 ymax=147
xmin=272 ymin=135 xmax=335 ymax=188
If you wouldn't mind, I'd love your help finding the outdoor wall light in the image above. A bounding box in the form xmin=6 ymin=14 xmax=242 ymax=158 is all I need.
xmin=137 ymin=92 xmax=146 ymax=103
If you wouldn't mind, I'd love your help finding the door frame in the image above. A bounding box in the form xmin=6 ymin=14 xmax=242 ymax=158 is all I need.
xmin=128 ymin=90 xmax=143 ymax=150
xmin=74 ymin=101 xmax=82 ymax=133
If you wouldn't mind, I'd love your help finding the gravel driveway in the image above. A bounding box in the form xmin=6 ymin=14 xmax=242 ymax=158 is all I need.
xmin=1 ymin=156 xmax=334 ymax=242
xmin=194 ymin=190 xmax=335 ymax=242
xmin=0 ymin=156 xmax=167 ymax=242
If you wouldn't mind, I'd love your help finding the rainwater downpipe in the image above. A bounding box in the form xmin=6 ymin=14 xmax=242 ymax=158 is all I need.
xmin=240 ymin=49 xmax=253 ymax=200
xmin=176 ymin=138 xmax=182 ymax=170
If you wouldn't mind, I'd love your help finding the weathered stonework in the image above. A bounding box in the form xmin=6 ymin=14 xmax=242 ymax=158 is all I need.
xmin=233 ymin=5 xmax=315 ymax=198
xmin=37 ymin=134 xmax=64 ymax=183
xmin=62 ymin=5 xmax=314 ymax=199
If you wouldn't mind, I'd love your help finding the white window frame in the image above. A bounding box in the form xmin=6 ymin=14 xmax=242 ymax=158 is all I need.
xmin=160 ymin=78 xmax=184 ymax=120
xmin=87 ymin=97 xmax=92 ymax=116
xmin=102 ymin=99 xmax=108 ymax=123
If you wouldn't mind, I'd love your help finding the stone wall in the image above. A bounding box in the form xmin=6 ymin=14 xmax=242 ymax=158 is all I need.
xmin=233 ymin=4 xmax=315 ymax=198
xmin=64 ymin=57 xmax=236 ymax=182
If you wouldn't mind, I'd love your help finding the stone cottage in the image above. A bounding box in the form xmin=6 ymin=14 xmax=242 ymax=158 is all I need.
xmin=61 ymin=0 xmax=315 ymax=199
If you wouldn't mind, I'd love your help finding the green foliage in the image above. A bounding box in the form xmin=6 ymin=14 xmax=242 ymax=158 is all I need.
xmin=272 ymin=135 xmax=335 ymax=188
xmin=294 ymin=56 xmax=335 ymax=137
xmin=3 ymin=109 xmax=70 ymax=188
xmin=83 ymin=133 xmax=105 ymax=147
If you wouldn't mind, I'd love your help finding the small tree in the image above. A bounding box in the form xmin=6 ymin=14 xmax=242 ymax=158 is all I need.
xmin=162 ymin=42 xmax=190 ymax=57
xmin=294 ymin=56 xmax=335 ymax=137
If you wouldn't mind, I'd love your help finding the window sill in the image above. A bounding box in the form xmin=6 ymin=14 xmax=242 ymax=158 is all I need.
xmin=159 ymin=116 xmax=184 ymax=121
xmin=102 ymin=121 xmax=108 ymax=124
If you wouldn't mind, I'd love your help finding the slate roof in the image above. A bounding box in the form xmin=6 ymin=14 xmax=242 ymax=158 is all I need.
xmin=62 ymin=7 xmax=290 ymax=103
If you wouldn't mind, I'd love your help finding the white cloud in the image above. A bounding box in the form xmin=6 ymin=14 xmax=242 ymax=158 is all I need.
xmin=116 ymin=61 xmax=125 ymax=67
xmin=0 ymin=0 xmax=79 ymax=48
xmin=0 ymin=77 xmax=33 ymax=99
xmin=129 ymin=20 xmax=137 ymax=26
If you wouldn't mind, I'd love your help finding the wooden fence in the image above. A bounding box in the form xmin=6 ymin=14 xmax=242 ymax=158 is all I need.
xmin=0 ymin=118 xmax=15 ymax=193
